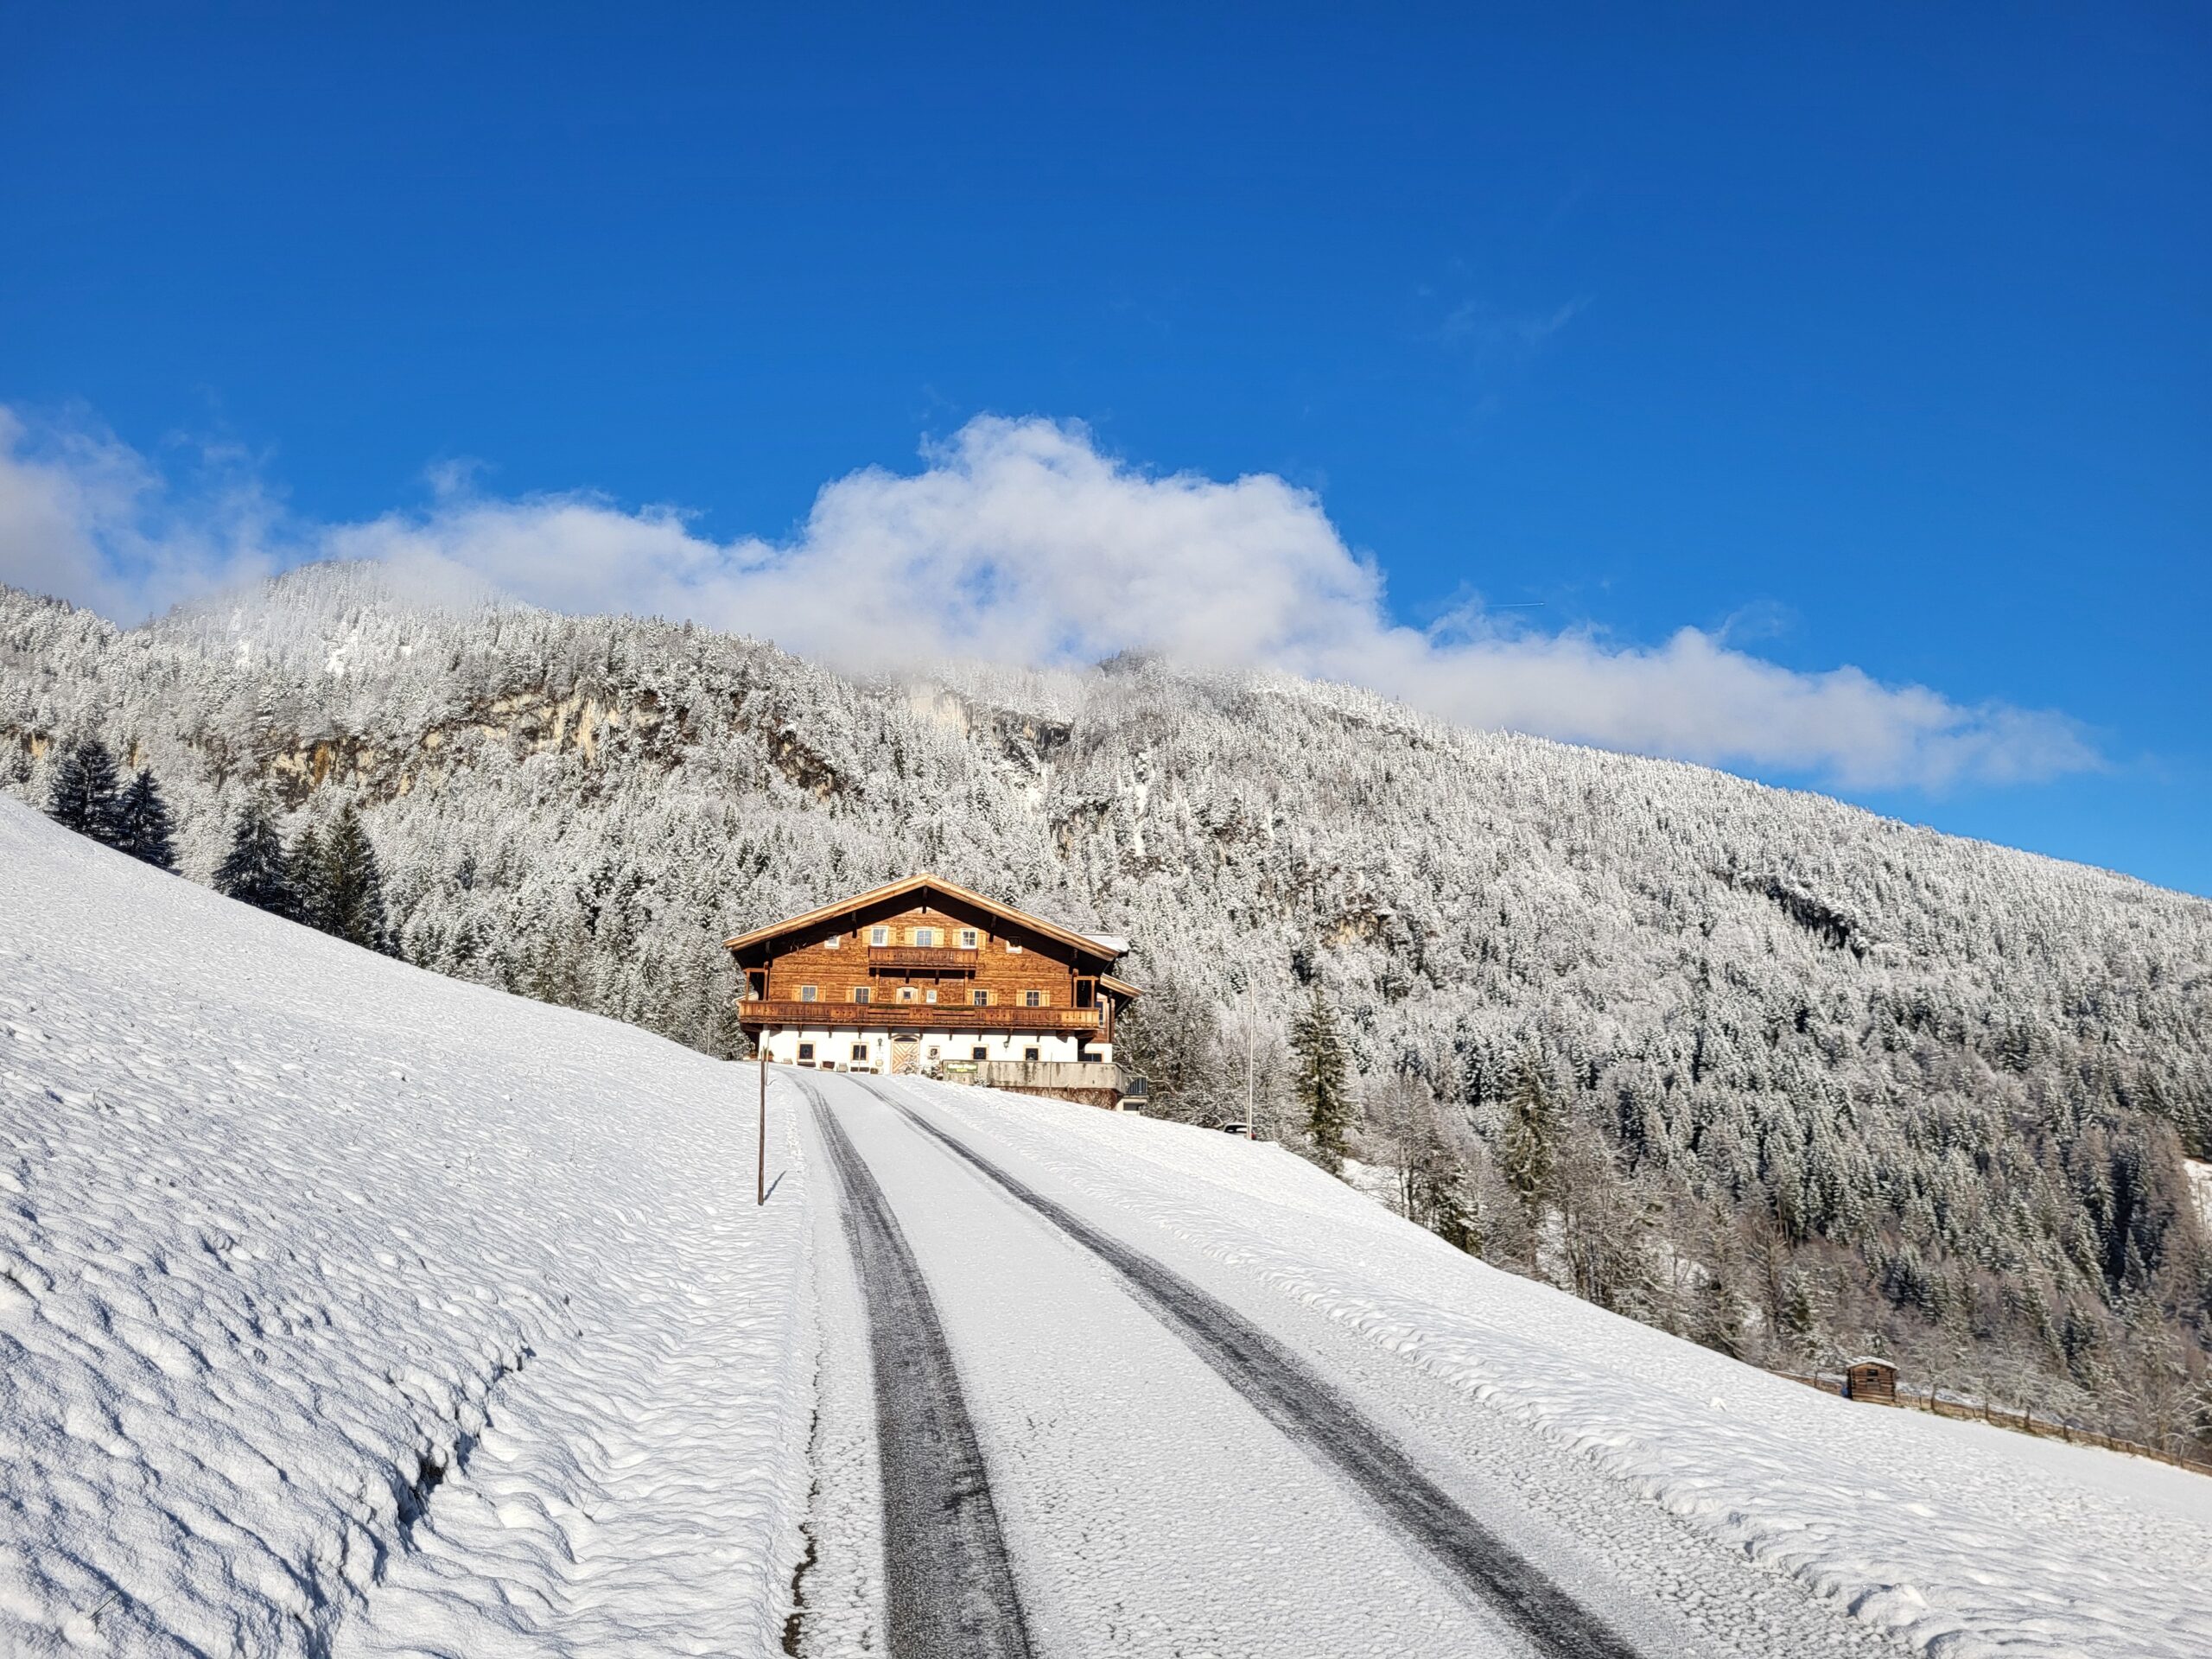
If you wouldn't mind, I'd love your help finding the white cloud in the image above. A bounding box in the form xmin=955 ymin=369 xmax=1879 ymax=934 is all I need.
xmin=0 ymin=406 xmax=2097 ymax=790
xmin=0 ymin=408 xmax=278 ymax=620
xmin=1437 ymin=294 xmax=1591 ymax=356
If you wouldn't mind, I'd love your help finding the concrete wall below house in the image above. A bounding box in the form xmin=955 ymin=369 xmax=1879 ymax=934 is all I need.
xmin=963 ymin=1059 xmax=1130 ymax=1110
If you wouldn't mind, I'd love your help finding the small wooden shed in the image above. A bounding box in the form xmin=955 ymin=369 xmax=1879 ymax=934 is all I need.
xmin=1843 ymin=1356 xmax=1898 ymax=1405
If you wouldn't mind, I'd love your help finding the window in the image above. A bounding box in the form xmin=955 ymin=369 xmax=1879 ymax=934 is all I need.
xmin=899 ymin=986 xmax=917 ymax=1002
xmin=972 ymin=989 xmax=988 ymax=1007
xmin=799 ymin=985 xmax=817 ymax=1002
xmin=851 ymin=1043 xmax=869 ymax=1063
xmin=925 ymin=988 xmax=938 ymax=1004
xmin=870 ymin=926 xmax=889 ymax=946
xmin=913 ymin=926 xmax=937 ymax=947
xmin=959 ymin=928 xmax=978 ymax=949
xmin=824 ymin=933 xmax=842 ymax=950
xmin=1024 ymin=989 xmax=1044 ymax=1008
xmin=798 ymin=1041 xmax=816 ymax=1061
xmin=971 ymin=1046 xmax=988 ymax=1060
xmin=852 ymin=987 xmax=871 ymax=1004
xmin=1023 ymin=1046 xmax=1041 ymax=1062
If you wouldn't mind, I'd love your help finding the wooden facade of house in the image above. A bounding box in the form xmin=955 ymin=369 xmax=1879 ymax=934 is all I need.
xmin=725 ymin=876 xmax=1140 ymax=1097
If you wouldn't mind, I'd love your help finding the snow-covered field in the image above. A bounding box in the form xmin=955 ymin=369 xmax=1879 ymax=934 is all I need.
xmin=0 ymin=802 xmax=813 ymax=1656
xmin=6 ymin=796 xmax=2210 ymax=1657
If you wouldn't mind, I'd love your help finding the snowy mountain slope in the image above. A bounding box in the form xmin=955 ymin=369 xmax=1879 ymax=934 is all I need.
xmin=4 ymin=564 xmax=2210 ymax=1452
xmin=857 ymin=1075 xmax=2212 ymax=1659
xmin=0 ymin=801 xmax=813 ymax=1656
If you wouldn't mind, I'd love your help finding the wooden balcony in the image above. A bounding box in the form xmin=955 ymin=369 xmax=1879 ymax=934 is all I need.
xmin=740 ymin=998 xmax=1098 ymax=1033
xmin=868 ymin=944 xmax=980 ymax=972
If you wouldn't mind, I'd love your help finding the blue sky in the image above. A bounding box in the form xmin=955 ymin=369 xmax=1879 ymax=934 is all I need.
xmin=2 ymin=5 xmax=2206 ymax=892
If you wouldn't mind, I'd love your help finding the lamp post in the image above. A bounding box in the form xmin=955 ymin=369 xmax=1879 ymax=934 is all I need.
xmin=757 ymin=1035 xmax=767 ymax=1206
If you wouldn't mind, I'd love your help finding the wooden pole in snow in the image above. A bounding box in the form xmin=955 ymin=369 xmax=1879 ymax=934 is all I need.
xmin=1245 ymin=995 xmax=1256 ymax=1141
xmin=758 ymin=1040 xmax=767 ymax=1206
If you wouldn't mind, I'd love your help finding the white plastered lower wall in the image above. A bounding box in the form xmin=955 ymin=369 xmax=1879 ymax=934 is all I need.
xmin=761 ymin=1028 xmax=1094 ymax=1069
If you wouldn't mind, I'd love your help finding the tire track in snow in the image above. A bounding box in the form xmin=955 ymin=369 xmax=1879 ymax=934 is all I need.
xmin=865 ymin=1083 xmax=1643 ymax=1659
xmin=805 ymin=1081 xmax=1035 ymax=1659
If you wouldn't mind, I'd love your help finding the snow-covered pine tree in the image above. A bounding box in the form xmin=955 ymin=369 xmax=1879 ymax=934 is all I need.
xmin=1497 ymin=1051 xmax=1561 ymax=1218
xmin=1690 ymin=1269 xmax=1750 ymax=1359
xmin=213 ymin=800 xmax=294 ymax=915
xmin=1775 ymin=1268 xmax=1822 ymax=1358
xmin=1423 ymin=1160 xmax=1482 ymax=1255
xmin=1116 ymin=973 xmax=1224 ymax=1122
xmin=111 ymin=769 xmax=178 ymax=871
xmin=285 ymin=826 xmax=330 ymax=932
xmin=320 ymin=805 xmax=393 ymax=955
xmin=1290 ymin=982 xmax=1353 ymax=1173
xmin=1690 ymin=1204 xmax=1752 ymax=1358
xmin=1554 ymin=1124 xmax=1657 ymax=1316
xmin=1379 ymin=1071 xmax=1485 ymax=1255
xmin=46 ymin=736 xmax=123 ymax=845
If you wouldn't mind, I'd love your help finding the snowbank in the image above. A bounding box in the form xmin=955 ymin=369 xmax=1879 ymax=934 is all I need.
xmin=0 ymin=801 xmax=813 ymax=1656
xmin=902 ymin=1078 xmax=2212 ymax=1659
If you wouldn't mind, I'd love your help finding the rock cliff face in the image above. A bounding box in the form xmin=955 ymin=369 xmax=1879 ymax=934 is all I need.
xmin=6 ymin=561 xmax=2210 ymax=1439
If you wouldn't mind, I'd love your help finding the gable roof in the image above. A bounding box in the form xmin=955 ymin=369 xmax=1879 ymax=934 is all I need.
xmin=723 ymin=874 xmax=1129 ymax=967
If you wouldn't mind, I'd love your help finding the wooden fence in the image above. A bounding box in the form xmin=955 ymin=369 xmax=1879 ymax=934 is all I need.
xmin=1771 ymin=1370 xmax=2212 ymax=1478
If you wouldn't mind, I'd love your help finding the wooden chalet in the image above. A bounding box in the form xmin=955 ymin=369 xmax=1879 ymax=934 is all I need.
xmin=725 ymin=875 xmax=1141 ymax=1106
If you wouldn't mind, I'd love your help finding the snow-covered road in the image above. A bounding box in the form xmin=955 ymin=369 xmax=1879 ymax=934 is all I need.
xmin=810 ymin=1072 xmax=1540 ymax=1656
xmin=808 ymin=1081 xmax=1033 ymax=1658
xmin=794 ymin=1072 xmax=1889 ymax=1659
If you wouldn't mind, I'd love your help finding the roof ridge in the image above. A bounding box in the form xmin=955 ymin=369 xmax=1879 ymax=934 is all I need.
xmin=724 ymin=874 xmax=1126 ymax=963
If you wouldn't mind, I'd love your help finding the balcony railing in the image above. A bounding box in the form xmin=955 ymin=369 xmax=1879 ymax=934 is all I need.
xmin=867 ymin=944 xmax=981 ymax=972
xmin=740 ymin=999 xmax=1098 ymax=1033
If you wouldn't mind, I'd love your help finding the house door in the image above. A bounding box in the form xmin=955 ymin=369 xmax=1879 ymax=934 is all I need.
xmin=891 ymin=1033 xmax=920 ymax=1075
